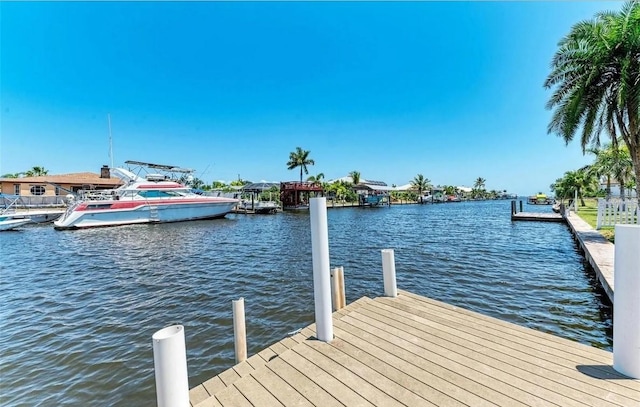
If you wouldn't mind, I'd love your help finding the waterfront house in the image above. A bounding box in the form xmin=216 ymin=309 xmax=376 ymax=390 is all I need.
xmin=0 ymin=165 xmax=122 ymax=207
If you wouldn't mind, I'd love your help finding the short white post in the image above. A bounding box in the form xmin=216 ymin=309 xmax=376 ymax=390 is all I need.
xmin=613 ymin=225 xmax=640 ymax=379
xmin=233 ymin=297 xmax=247 ymax=363
xmin=310 ymin=197 xmax=333 ymax=342
xmin=381 ymin=249 xmax=398 ymax=297
xmin=152 ymin=325 xmax=190 ymax=407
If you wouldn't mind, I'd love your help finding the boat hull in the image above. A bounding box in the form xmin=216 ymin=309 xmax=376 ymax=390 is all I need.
xmin=54 ymin=200 xmax=237 ymax=230
xmin=0 ymin=218 xmax=32 ymax=231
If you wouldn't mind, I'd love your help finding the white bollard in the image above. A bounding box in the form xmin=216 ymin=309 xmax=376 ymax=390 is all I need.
xmin=613 ymin=225 xmax=640 ymax=378
xmin=233 ymin=297 xmax=247 ymax=363
xmin=152 ymin=325 xmax=190 ymax=407
xmin=381 ymin=249 xmax=398 ymax=297
xmin=310 ymin=197 xmax=333 ymax=342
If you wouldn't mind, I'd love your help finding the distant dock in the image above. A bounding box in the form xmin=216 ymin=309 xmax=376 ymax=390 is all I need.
xmin=188 ymin=290 xmax=638 ymax=407
xmin=510 ymin=200 xmax=564 ymax=222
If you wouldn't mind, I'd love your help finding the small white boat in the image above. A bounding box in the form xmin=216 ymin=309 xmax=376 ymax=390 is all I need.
xmin=54 ymin=161 xmax=239 ymax=230
xmin=0 ymin=217 xmax=32 ymax=231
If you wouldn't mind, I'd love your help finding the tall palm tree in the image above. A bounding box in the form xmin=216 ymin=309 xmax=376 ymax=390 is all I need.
xmin=349 ymin=171 xmax=361 ymax=185
xmin=287 ymin=147 xmax=315 ymax=182
xmin=411 ymin=174 xmax=432 ymax=201
xmin=24 ymin=166 xmax=48 ymax=177
xmin=544 ymin=1 xmax=640 ymax=203
xmin=473 ymin=177 xmax=486 ymax=190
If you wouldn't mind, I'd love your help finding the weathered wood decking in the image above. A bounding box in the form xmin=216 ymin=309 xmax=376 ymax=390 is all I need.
xmin=564 ymin=212 xmax=615 ymax=302
xmin=189 ymin=290 xmax=638 ymax=407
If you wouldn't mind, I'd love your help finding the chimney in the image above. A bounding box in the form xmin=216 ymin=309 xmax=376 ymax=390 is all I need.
xmin=100 ymin=165 xmax=110 ymax=179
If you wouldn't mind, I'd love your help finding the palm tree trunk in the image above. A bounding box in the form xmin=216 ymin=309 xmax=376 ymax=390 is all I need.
xmin=299 ymin=167 xmax=303 ymax=183
xmin=632 ymin=146 xmax=640 ymax=205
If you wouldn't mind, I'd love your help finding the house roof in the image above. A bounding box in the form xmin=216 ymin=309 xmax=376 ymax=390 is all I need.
xmin=0 ymin=172 xmax=123 ymax=186
xmin=327 ymin=175 xmax=388 ymax=186
xmin=241 ymin=182 xmax=280 ymax=192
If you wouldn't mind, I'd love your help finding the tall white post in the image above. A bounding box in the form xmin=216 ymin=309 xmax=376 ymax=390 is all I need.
xmin=381 ymin=249 xmax=398 ymax=297
xmin=613 ymin=225 xmax=640 ymax=379
xmin=310 ymin=197 xmax=333 ymax=342
xmin=574 ymin=189 xmax=578 ymax=212
xmin=233 ymin=297 xmax=247 ymax=363
xmin=152 ymin=325 xmax=190 ymax=407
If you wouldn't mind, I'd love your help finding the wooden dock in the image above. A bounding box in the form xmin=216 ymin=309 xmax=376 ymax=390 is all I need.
xmin=189 ymin=290 xmax=639 ymax=407
xmin=565 ymin=212 xmax=615 ymax=302
xmin=511 ymin=212 xmax=564 ymax=222
xmin=510 ymin=200 xmax=564 ymax=222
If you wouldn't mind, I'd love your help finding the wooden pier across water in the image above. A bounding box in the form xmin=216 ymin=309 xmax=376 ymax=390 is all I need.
xmin=189 ymin=290 xmax=639 ymax=407
xmin=510 ymin=200 xmax=564 ymax=223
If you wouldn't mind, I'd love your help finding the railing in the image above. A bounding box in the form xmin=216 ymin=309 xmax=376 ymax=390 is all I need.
xmin=596 ymin=198 xmax=639 ymax=229
xmin=1 ymin=195 xmax=67 ymax=211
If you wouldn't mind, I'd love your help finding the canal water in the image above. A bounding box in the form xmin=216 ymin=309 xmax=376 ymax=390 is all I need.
xmin=0 ymin=200 xmax=612 ymax=406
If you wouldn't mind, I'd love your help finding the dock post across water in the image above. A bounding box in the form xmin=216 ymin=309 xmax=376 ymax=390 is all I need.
xmin=156 ymin=198 xmax=639 ymax=407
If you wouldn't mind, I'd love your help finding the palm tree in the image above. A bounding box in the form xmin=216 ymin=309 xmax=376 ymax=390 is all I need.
xmin=1 ymin=172 xmax=23 ymax=178
xmin=588 ymin=144 xmax=635 ymax=198
xmin=544 ymin=1 xmax=640 ymax=203
xmin=24 ymin=166 xmax=48 ymax=177
xmin=473 ymin=177 xmax=486 ymax=190
xmin=306 ymin=173 xmax=325 ymax=186
xmin=287 ymin=147 xmax=315 ymax=182
xmin=349 ymin=171 xmax=361 ymax=185
xmin=411 ymin=174 xmax=432 ymax=202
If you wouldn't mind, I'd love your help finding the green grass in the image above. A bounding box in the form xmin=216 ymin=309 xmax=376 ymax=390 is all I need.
xmin=574 ymin=198 xmax=615 ymax=243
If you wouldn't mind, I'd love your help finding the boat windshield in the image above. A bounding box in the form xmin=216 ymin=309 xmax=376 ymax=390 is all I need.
xmin=137 ymin=190 xmax=187 ymax=198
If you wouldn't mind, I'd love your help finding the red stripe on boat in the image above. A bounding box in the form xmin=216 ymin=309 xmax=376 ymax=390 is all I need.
xmin=75 ymin=199 xmax=236 ymax=211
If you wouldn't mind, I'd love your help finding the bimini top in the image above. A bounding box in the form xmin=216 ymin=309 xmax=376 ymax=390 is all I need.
xmin=241 ymin=182 xmax=280 ymax=192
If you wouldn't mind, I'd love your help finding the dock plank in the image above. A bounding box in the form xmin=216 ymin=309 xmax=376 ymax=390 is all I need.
xmin=380 ymin=298 xmax=637 ymax=405
xmin=250 ymin=366 xmax=314 ymax=407
xmin=302 ymin=337 xmax=435 ymax=407
xmin=278 ymin=345 xmax=376 ymax=407
xmin=234 ymin=374 xmax=285 ymax=407
xmin=190 ymin=292 xmax=639 ymax=407
xmin=359 ymin=299 xmax=629 ymax=406
xmin=292 ymin=341 xmax=405 ymax=407
xmin=266 ymin=357 xmax=343 ymax=407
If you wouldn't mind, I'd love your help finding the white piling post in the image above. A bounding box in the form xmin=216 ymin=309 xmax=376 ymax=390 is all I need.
xmin=310 ymin=197 xmax=333 ymax=342
xmin=613 ymin=225 xmax=640 ymax=379
xmin=233 ymin=297 xmax=247 ymax=363
xmin=152 ymin=325 xmax=190 ymax=407
xmin=574 ymin=189 xmax=578 ymax=213
xmin=381 ymin=249 xmax=398 ymax=297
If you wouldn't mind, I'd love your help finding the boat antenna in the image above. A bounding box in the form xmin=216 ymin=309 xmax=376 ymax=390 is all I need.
xmin=108 ymin=113 xmax=114 ymax=169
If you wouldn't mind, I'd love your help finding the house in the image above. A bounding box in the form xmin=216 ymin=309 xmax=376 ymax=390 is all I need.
xmin=0 ymin=165 xmax=122 ymax=200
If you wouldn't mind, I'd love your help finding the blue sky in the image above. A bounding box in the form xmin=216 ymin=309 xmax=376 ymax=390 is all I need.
xmin=0 ymin=1 xmax=619 ymax=194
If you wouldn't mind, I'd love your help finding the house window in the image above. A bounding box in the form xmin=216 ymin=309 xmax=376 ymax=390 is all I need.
xmin=13 ymin=184 xmax=20 ymax=195
xmin=30 ymin=185 xmax=46 ymax=196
